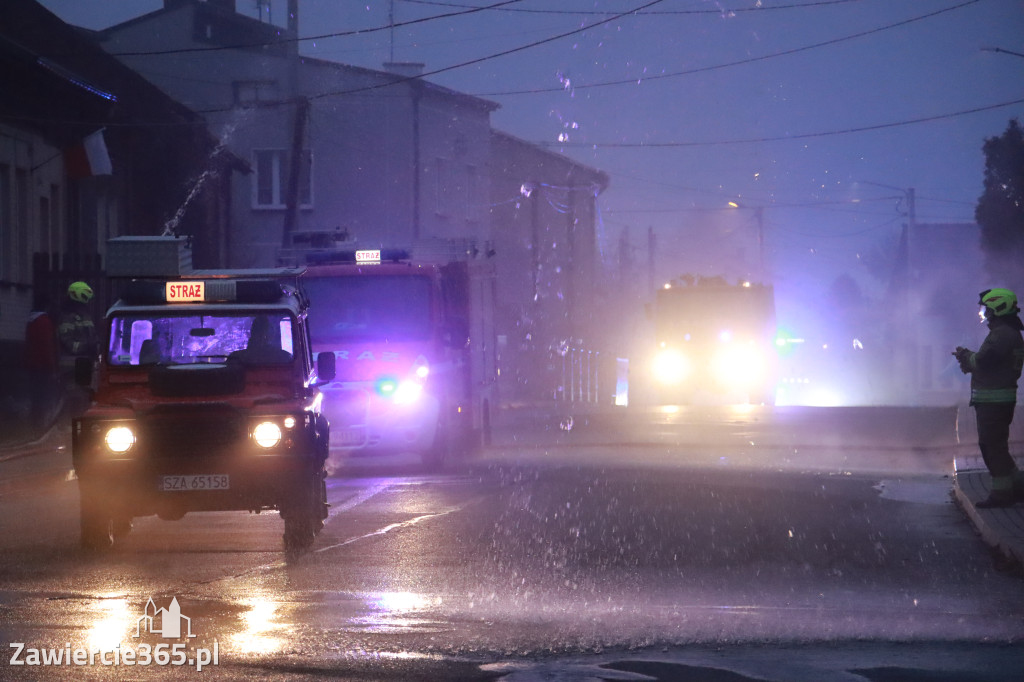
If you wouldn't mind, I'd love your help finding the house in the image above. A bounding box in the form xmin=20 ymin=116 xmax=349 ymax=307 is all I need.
xmin=489 ymin=131 xmax=610 ymax=402
xmin=96 ymin=0 xmax=499 ymax=268
xmin=97 ymin=0 xmax=615 ymax=404
xmin=0 ymin=0 xmax=237 ymax=364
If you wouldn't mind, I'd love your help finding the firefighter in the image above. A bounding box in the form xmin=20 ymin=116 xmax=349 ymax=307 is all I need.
xmin=953 ymin=288 xmax=1024 ymax=508
xmin=59 ymin=281 xmax=98 ymax=360
xmin=59 ymin=281 xmax=98 ymax=413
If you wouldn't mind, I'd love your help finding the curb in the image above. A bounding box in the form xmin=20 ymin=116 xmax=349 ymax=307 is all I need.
xmin=952 ymin=457 xmax=1024 ymax=569
xmin=0 ymin=424 xmax=76 ymax=496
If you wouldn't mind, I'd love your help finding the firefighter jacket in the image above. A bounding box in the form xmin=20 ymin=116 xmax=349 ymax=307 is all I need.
xmin=58 ymin=308 xmax=98 ymax=360
xmin=961 ymin=315 xmax=1024 ymax=405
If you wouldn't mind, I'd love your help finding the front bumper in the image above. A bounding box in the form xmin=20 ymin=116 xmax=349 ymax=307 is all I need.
xmin=72 ymin=408 xmax=324 ymax=516
xmin=74 ymin=456 xmax=315 ymax=517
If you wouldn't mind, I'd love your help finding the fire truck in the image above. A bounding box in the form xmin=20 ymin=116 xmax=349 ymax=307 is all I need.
xmin=300 ymin=248 xmax=497 ymax=468
xmin=644 ymin=276 xmax=778 ymax=405
xmin=72 ymin=237 xmax=333 ymax=552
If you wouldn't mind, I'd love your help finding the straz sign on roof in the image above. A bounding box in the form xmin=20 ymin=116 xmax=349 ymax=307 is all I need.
xmin=355 ymin=250 xmax=381 ymax=263
xmin=165 ymin=281 xmax=205 ymax=303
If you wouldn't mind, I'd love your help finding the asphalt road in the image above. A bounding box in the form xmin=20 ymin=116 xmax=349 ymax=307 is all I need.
xmin=1 ymin=405 xmax=1022 ymax=681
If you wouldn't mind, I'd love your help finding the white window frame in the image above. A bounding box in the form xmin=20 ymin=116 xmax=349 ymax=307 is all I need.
xmin=433 ymin=156 xmax=451 ymax=217
xmin=252 ymin=149 xmax=313 ymax=210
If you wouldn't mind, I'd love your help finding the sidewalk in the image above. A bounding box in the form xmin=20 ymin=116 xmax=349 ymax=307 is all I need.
xmin=952 ymin=454 xmax=1024 ymax=568
xmin=0 ymin=420 xmax=75 ymax=495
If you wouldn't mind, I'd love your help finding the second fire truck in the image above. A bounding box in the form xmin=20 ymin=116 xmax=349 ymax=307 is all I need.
xmin=301 ymin=248 xmax=497 ymax=468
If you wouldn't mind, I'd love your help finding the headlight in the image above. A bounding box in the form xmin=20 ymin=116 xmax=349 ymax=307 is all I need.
xmin=252 ymin=421 xmax=283 ymax=448
xmin=712 ymin=344 xmax=764 ymax=387
xmin=104 ymin=426 xmax=136 ymax=454
xmin=652 ymin=348 xmax=690 ymax=385
xmin=393 ymin=380 xmax=424 ymax=404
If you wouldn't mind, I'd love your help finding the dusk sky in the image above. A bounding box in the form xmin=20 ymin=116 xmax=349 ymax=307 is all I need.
xmin=39 ymin=0 xmax=1024 ymax=305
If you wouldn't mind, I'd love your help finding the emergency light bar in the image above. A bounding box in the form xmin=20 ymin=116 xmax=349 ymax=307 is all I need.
xmin=123 ymin=278 xmax=285 ymax=305
xmin=305 ymin=248 xmax=410 ymax=265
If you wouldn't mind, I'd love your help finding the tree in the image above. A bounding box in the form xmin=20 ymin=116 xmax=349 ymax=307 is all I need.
xmin=975 ymin=119 xmax=1024 ymax=294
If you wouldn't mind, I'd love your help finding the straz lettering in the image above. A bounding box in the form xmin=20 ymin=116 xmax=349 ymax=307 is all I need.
xmin=165 ymin=282 xmax=205 ymax=302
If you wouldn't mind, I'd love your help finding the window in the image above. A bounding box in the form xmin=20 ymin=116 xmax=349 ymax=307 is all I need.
xmin=13 ymin=168 xmax=28 ymax=283
xmin=38 ymin=196 xmax=50 ymax=255
xmin=49 ymin=184 xmax=61 ymax=253
xmin=303 ymin=275 xmax=433 ymax=343
xmin=465 ymin=164 xmax=478 ymax=221
xmin=432 ymin=157 xmax=449 ymax=216
xmin=252 ymin=149 xmax=312 ymax=209
xmin=0 ymin=164 xmax=10 ymax=280
xmin=232 ymin=80 xmax=280 ymax=107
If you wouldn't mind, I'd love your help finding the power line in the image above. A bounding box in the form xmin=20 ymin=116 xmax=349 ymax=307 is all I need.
xmin=283 ymin=0 xmax=671 ymax=106
xmin=475 ymin=0 xmax=982 ymax=96
xmin=403 ymin=0 xmax=865 ymax=15
xmin=109 ymin=0 xmax=525 ymax=56
xmin=536 ymin=96 xmax=1024 ymax=148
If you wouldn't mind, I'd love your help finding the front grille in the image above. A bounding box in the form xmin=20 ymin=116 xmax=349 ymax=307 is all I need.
xmin=141 ymin=405 xmax=245 ymax=458
xmin=323 ymin=389 xmax=370 ymax=425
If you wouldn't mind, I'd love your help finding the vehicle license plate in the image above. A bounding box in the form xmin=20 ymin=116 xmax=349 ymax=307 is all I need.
xmin=160 ymin=474 xmax=230 ymax=491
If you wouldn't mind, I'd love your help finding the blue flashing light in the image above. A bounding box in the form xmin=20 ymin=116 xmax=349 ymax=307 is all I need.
xmin=375 ymin=377 xmax=399 ymax=397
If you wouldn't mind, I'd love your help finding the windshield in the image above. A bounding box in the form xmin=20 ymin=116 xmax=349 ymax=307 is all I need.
xmin=303 ymin=275 xmax=432 ymax=342
xmin=107 ymin=311 xmax=294 ymax=366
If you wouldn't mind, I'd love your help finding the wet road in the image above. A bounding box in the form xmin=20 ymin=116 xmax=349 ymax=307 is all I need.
xmin=1 ymin=406 xmax=1022 ymax=680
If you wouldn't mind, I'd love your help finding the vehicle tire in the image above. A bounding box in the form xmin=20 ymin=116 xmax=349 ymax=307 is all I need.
xmin=283 ymin=509 xmax=315 ymax=554
xmin=79 ymin=485 xmax=113 ymax=551
xmin=282 ymin=469 xmax=323 ymax=554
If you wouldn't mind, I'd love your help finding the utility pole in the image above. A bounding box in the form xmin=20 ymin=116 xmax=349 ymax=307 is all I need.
xmin=727 ymin=201 xmax=768 ymax=283
xmin=754 ymin=206 xmax=765 ymax=282
xmin=281 ymin=0 xmax=305 ymax=249
xmin=281 ymin=97 xmax=309 ymax=248
xmin=647 ymin=226 xmax=656 ymax=295
xmin=389 ymin=0 xmax=396 ymax=63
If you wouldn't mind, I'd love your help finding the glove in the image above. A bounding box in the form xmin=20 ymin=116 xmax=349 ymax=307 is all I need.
xmin=952 ymin=346 xmax=972 ymax=374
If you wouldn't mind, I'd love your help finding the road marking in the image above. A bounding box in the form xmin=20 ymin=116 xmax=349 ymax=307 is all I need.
xmin=312 ymin=504 xmax=467 ymax=556
xmin=326 ymin=480 xmax=395 ymax=518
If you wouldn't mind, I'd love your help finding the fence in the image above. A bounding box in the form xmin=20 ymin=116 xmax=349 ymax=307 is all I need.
xmin=554 ymin=345 xmax=606 ymax=405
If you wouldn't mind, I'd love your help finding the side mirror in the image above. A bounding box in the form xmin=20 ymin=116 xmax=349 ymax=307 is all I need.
xmin=317 ymin=351 xmax=336 ymax=382
xmin=74 ymin=356 xmax=94 ymax=387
